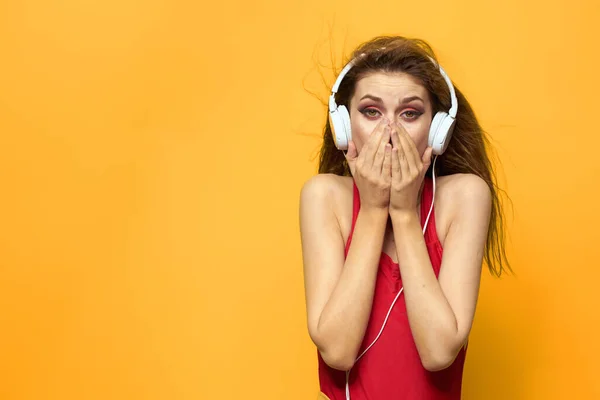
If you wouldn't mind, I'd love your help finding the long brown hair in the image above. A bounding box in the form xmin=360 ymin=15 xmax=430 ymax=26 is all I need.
xmin=318 ymin=35 xmax=512 ymax=277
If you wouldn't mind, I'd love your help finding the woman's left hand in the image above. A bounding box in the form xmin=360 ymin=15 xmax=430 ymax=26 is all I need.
xmin=389 ymin=121 xmax=433 ymax=215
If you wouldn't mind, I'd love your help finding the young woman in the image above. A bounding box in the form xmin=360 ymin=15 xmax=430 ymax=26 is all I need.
xmin=299 ymin=36 xmax=511 ymax=400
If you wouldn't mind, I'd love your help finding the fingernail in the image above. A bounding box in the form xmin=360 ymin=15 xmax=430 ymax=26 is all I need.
xmin=382 ymin=117 xmax=389 ymax=123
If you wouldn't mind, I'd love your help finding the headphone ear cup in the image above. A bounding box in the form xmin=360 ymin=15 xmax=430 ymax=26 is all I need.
xmin=338 ymin=105 xmax=352 ymax=147
xmin=329 ymin=106 xmax=351 ymax=151
xmin=329 ymin=109 xmax=345 ymax=150
xmin=428 ymin=112 xmax=455 ymax=155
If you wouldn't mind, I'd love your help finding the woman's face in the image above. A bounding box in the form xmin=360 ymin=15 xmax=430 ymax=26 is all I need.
xmin=348 ymin=71 xmax=433 ymax=156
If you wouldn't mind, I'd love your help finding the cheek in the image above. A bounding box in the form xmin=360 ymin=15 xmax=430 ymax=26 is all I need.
xmin=405 ymin=123 xmax=430 ymax=153
xmin=351 ymin=119 xmax=377 ymax=152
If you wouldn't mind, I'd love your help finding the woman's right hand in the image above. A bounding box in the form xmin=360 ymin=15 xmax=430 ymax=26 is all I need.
xmin=344 ymin=117 xmax=392 ymax=211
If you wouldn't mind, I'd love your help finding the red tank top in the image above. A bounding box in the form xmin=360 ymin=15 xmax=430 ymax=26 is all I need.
xmin=317 ymin=177 xmax=467 ymax=399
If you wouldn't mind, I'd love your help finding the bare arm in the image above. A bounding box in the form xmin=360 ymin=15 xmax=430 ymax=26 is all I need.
xmin=390 ymin=174 xmax=491 ymax=371
xmin=300 ymin=174 xmax=388 ymax=371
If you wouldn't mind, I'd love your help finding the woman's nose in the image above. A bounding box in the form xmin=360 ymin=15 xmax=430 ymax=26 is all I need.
xmin=385 ymin=113 xmax=401 ymax=126
xmin=382 ymin=112 xmax=398 ymax=123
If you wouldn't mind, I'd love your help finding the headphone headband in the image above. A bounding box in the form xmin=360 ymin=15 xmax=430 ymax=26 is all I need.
xmin=329 ymin=54 xmax=457 ymax=118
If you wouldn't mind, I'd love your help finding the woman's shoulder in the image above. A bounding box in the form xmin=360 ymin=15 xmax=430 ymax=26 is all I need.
xmin=435 ymin=173 xmax=491 ymax=205
xmin=300 ymin=173 xmax=354 ymax=200
xmin=434 ymin=173 xmax=492 ymax=239
xmin=299 ymin=173 xmax=354 ymax=229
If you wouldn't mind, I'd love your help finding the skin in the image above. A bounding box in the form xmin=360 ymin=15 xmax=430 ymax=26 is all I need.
xmin=300 ymin=71 xmax=492 ymax=372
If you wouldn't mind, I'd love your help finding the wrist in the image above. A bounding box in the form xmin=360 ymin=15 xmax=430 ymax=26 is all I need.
xmin=360 ymin=206 xmax=389 ymax=220
xmin=389 ymin=208 xmax=419 ymax=224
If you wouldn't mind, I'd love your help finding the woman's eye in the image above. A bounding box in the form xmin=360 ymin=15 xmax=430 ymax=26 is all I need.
xmin=402 ymin=110 xmax=422 ymax=120
xmin=361 ymin=108 xmax=379 ymax=117
xmin=360 ymin=108 xmax=422 ymax=120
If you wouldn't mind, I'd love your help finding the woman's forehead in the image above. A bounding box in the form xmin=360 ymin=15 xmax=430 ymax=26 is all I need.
xmin=353 ymin=71 xmax=427 ymax=98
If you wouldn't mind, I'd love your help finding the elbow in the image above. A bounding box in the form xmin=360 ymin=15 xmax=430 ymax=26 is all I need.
xmin=310 ymin=327 xmax=357 ymax=371
xmin=318 ymin=346 xmax=356 ymax=371
xmin=420 ymin=348 xmax=459 ymax=372
xmin=418 ymin=331 xmax=466 ymax=372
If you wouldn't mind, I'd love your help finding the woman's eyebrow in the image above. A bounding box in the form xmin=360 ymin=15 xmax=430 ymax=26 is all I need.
xmin=359 ymin=94 xmax=424 ymax=104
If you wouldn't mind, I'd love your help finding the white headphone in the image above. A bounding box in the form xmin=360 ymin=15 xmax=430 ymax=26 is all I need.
xmin=328 ymin=54 xmax=458 ymax=155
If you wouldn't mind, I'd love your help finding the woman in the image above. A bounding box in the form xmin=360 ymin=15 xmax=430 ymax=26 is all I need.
xmin=299 ymin=36 xmax=511 ymax=400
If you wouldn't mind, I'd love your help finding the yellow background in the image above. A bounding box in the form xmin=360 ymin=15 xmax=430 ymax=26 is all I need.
xmin=1 ymin=0 xmax=598 ymax=398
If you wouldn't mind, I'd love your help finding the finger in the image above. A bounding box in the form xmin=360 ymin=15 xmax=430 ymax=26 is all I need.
xmin=395 ymin=122 xmax=418 ymax=166
xmin=382 ymin=143 xmax=392 ymax=177
xmin=421 ymin=147 xmax=434 ymax=173
xmin=344 ymin=140 xmax=358 ymax=176
xmin=372 ymin=125 xmax=391 ymax=170
xmin=364 ymin=118 xmax=389 ymax=165
xmin=390 ymin=121 xmax=400 ymax=149
xmin=392 ymin=126 xmax=411 ymax=179
xmin=391 ymin=147 xmax=401 ymax=182
xmin=395 ymin=122 xmax=419 ymax=175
